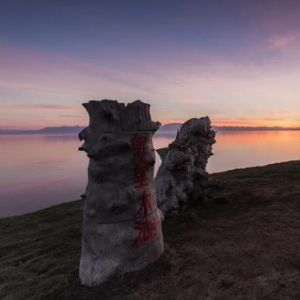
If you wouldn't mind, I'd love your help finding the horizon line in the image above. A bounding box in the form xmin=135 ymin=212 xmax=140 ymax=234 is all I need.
xmin=1 ymin=124 xmax=300 ymax=133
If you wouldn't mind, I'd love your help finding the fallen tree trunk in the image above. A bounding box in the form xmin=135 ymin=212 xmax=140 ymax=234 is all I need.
xmin=79 ymin=100 xmax=164 ymax=286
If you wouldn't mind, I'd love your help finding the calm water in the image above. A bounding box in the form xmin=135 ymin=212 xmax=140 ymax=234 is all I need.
xmin=1 ymin=131 xmax=300 ymax=217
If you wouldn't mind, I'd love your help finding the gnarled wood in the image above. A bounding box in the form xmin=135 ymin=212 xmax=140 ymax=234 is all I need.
xmin=155 ymin=117 xmax=216 ymax=216
xmin=79 ymin=100 xmax=164 ymax=286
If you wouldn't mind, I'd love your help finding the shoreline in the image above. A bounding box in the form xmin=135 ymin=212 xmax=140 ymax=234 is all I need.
xmin=1 ymin=159 xmax=299 ymax=220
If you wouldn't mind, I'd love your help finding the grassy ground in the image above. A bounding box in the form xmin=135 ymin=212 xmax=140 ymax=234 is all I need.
xmin=1 ymin=160 xmax=300 ymax=300
xmin=0 ymin=201 xmax=83 ymax=299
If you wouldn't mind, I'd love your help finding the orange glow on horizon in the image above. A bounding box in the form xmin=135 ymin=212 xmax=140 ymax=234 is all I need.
xmin=160 ymin=118 xmax=300 ymax=128
xmin=3 ymin=117 xmax=300 ymax=131
xmin=215 ymin=130 xmax=296 ymax=146
xmin=212 ymin=119 xmax=300 ymax=128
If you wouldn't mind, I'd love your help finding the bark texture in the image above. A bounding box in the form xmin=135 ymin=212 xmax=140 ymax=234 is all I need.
xmin=155 ymin=117 xmax=216 ymax=216
xmin=79 ymin=100 xmax=164 ymax=286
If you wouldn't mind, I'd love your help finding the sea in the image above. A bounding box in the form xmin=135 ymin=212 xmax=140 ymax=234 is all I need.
xmin=1 ymin=130 xmax=300 ymax=217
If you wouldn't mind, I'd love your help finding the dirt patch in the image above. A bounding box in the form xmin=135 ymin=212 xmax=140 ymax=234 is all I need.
xmin=63 ymin=162 xmax=300 ymax=300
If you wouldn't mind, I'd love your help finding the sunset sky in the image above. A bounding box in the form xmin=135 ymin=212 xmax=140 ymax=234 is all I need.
xmin=1 ymin=0 xmax=300 ymax=129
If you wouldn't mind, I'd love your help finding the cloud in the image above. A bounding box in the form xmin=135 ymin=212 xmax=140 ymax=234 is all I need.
xmin=58 ymin=114 xmax=85 ymax=118
xmin=267 ymin=32 xmax=300 ymax=49
xmin=177 ymin=98 xmax=210 ymax=104
xmin=1 ymin=104 xmax=82 ymax=111
xmin=0 ymin=43 xmax=152 ymax=100
xmin=1 ymin=39 xmax=300 ymax=129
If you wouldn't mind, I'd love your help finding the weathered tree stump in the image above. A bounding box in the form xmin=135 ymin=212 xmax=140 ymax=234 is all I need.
xmin=155 ymin=117 xmax=216 ymax=216
xmin=79 ymin=100 xmax=164 ymax=286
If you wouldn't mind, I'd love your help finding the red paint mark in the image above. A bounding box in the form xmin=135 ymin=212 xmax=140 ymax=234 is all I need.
xmin=134 ymin=166 xmax=148 ymax=188
xmin=131 ymin=135 xmax=148 ymax=188
xmin=131 ymin=135 xmax=157 ymax=247
xmin=136 ymin=151 xmax=146 ymax=164
xmin=132 ymin=217 xmax=157 ymax=247
xmin=131 ymin=136 xmax=146 ymax=152
xmin=136 ymin=192 xmax=152 ymax=217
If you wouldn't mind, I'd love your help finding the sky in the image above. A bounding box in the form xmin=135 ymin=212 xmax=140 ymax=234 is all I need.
xmin=1 ymin=0 xmax=300 ymax=129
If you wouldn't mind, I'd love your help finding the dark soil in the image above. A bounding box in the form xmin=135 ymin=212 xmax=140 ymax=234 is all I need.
xmin=1 ymin=160 xmax=300 ymax=300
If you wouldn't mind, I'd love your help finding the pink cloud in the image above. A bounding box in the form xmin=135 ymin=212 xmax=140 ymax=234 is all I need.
xmin=1 ymin=104 xmax=82 ymax=111
xmin=267 ymin=32 xmax=300 ymax=49
xmin=0 ymin=43 xmax=148 ymax=99
xmin=1 ymin=39 xmax=300 ymax=129
xmin=177 ymin=98 xmax=210 ymax=104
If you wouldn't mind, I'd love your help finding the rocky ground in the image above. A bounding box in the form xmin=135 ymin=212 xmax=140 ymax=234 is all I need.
xmin=1 ymin=160 xmax=300 ymax=300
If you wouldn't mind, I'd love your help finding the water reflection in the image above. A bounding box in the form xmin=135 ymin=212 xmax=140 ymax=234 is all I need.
xmin=153 ymin=132 xmax=176 ymax=175
xmin=208 ymin=131 xmax=300 ymax=173
xmin=0 ymin=134 xmax=87 ymax=217
xmin=1 ymin=131 xmax=300 ymax=217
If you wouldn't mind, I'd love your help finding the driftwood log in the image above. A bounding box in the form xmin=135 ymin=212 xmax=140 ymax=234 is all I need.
xmin=155 ymin=117 xmax=216 ymax=216
xmin=79 ymin=100 xmax=164 ymax=286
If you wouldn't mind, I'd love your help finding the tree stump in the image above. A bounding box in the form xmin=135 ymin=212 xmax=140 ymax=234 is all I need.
xmin=155 ymin=117 xmax=216 ymax=216
xmin=79 ymin=100 xmax=164 ymax=286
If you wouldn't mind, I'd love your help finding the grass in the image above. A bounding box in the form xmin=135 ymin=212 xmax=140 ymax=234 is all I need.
xmin=0 ymin=201 xmax=83 ymax=300
xmin=1 ymin=160 xmax=300 ymax=300
xmin=211 ymin=160 xmax=300 ymax=182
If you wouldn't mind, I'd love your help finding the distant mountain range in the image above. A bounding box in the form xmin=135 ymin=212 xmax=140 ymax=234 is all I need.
xmin=156 ymin=123 xmax=300 ymax=132
xmin=213 ymin=126 xmax=300 ymax=132
xmin=1 ymin=124 xmax=300 ymax=135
